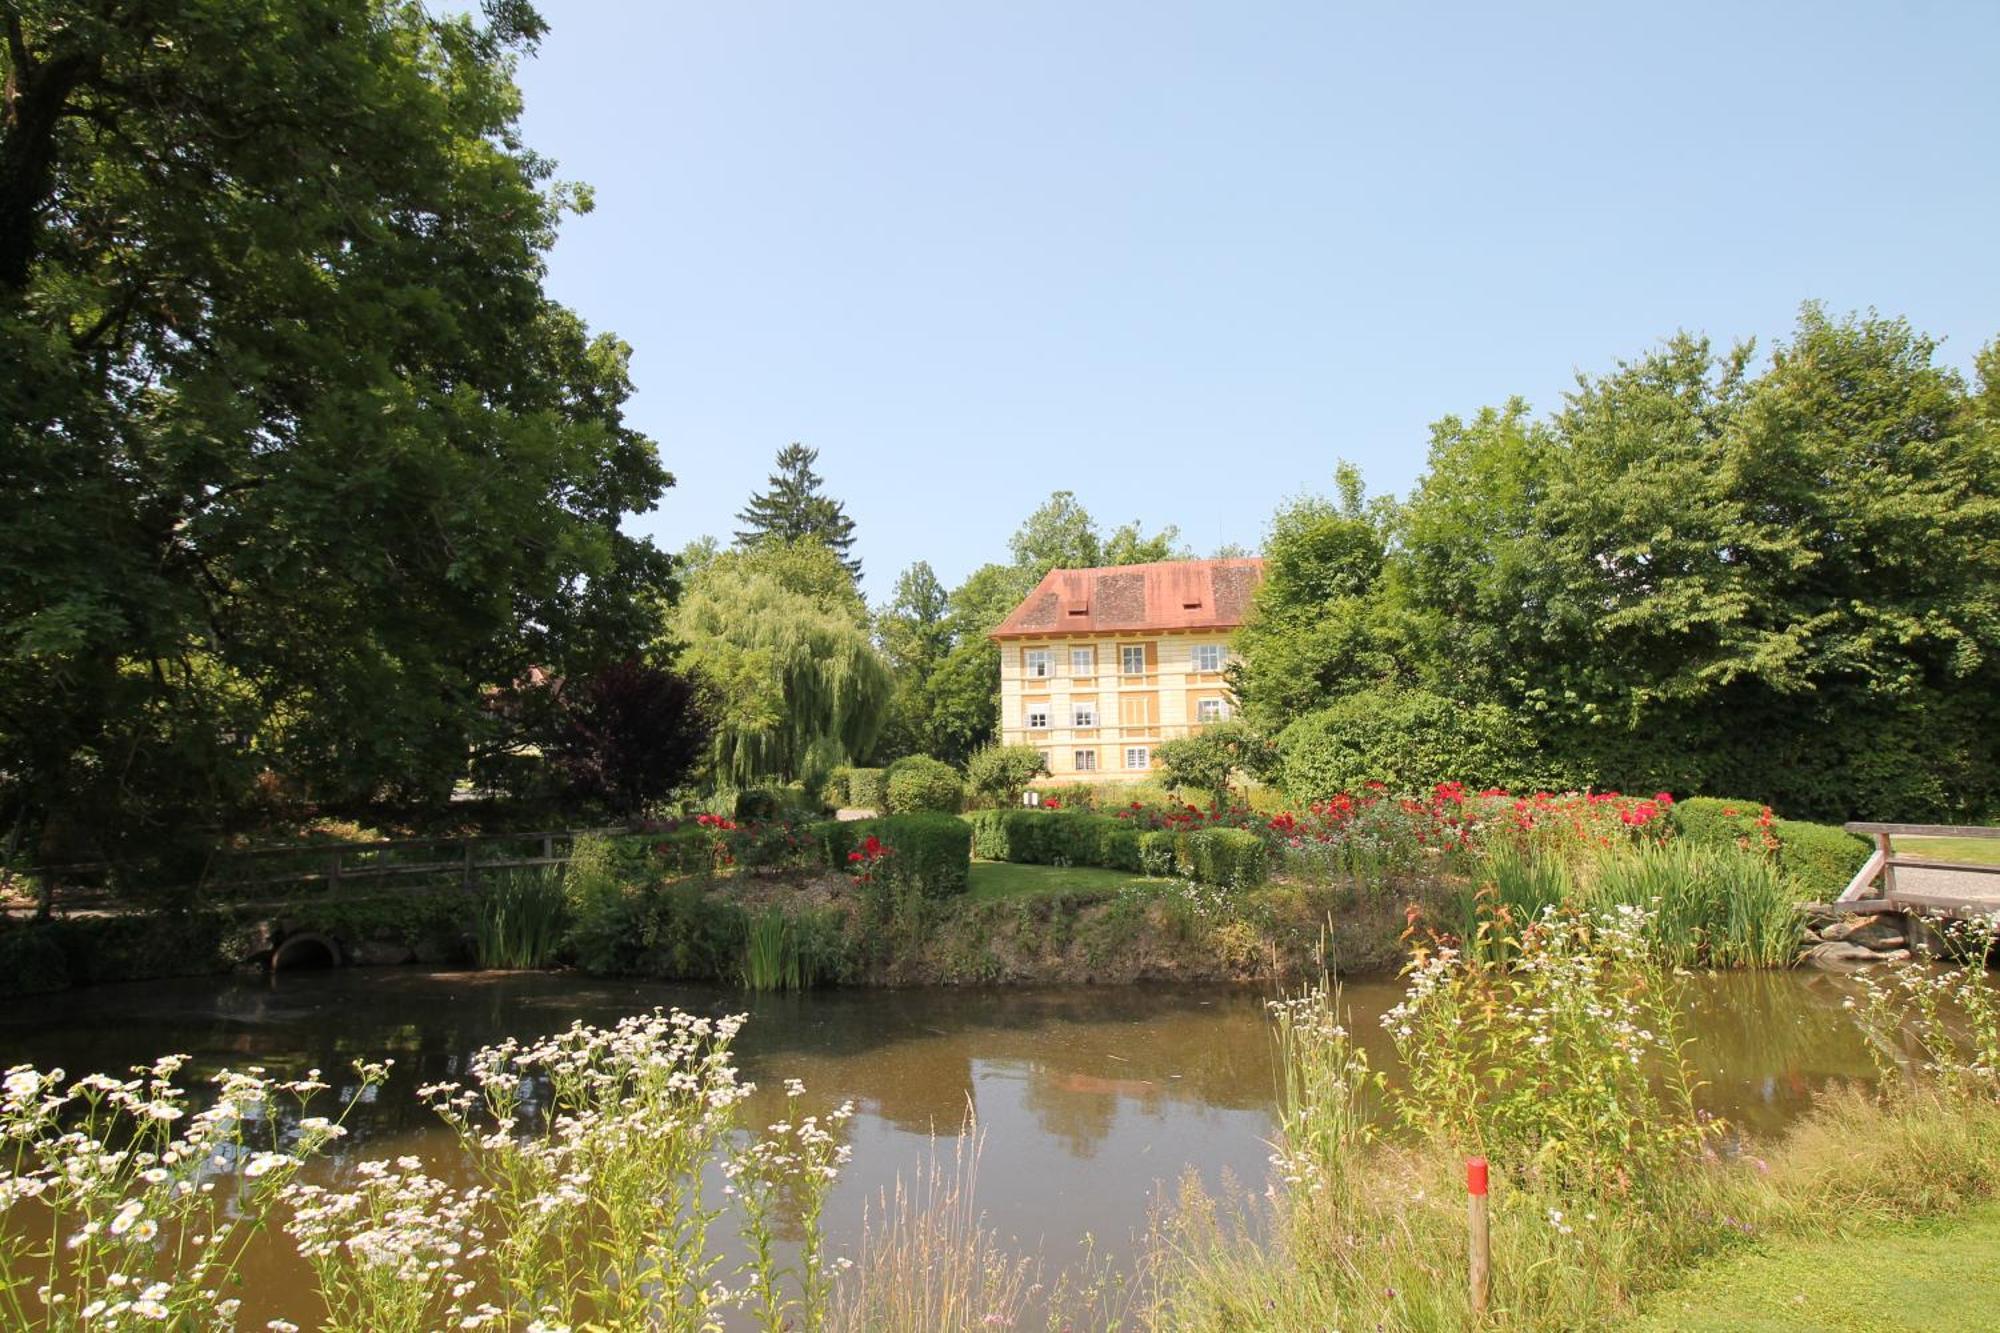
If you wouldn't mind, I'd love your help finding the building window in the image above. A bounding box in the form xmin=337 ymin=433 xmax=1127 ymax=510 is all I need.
xmin=1072 ymin=702 xmax=1097 ymax=727
xmin=1026 ymin=705 xmax=1050 ymax=729
xmin=1024 ymin=648 xmax=1052 ymax=678
xmin=1120 ymin=645 xmax=1146 ymax=675
xmin=1197 ymin=697 xmax=1227 ymax=723
xmin=1038 ymin=750 xmax=1053 ymax=773
xmin=1192 ymin=643 xmax=1224 ymax=673
xmin=1070 ymin=646 xmax=1095 ymax=675
xmin=1074 ymin=749 xmax=1097 ymax=772
xmin=1124 ymin=746 xmax=1150 ymax=770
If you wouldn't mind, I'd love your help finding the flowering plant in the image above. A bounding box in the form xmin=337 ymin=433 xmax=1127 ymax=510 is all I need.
xmin=0 ymin=1055 xmax=383 ymax=1330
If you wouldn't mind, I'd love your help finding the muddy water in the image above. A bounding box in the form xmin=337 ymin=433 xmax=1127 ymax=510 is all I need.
xmin=0 ymin=967 xmax=1878 ymax=1316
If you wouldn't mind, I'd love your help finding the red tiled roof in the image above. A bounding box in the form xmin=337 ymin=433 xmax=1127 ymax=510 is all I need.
xmin=989 ymin=558 xmax=1265 ymax=639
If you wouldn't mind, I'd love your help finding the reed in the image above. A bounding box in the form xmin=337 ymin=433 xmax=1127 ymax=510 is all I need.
xmin=471 ymin=866 xmax=568 ymax=969
xmin=1584 ymin=841 xmax=1801 ymax=968
xmin=742 ymin=907 xmax=807 ymax=991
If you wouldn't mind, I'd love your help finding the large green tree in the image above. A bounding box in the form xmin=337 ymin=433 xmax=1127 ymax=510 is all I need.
xmin=732 ymin=443 xmax=860 ymax=579
xmin=0 ymin=0 xmax=670 ymax=880
xmin=1245 ymin=307 xmax=2000 ymax=820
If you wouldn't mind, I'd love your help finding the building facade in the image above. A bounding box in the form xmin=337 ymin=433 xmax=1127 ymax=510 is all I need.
xmin=989 ymin=558 xmax=1263 ymax=781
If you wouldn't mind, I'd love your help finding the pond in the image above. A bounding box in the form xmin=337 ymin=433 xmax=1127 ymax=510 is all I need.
xmin=0 ymin=967 xmax=1880 ymax=1319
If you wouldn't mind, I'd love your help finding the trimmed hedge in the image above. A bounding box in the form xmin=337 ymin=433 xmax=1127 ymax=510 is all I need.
xmin=884 ymin=755 xmax=965 ymax=814
xmin=1668 ymin=797 xmax=1872 ymax=896
xmin=814 ymin=813 xmax=971 ymax=898
xmin=844 ymin=767 xmax=887 ymax=812
xmin=963 ymin=809 xmax=1266 ymax=887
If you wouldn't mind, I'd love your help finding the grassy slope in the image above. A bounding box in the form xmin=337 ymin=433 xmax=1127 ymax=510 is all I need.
xmin=1624 ymin=1203 xmax=2000 ymax=1332
xmin=964 ymin=859 xmax=1161 ymax=902
xmin=1896 ymin=835 xmax=2000 ymax=867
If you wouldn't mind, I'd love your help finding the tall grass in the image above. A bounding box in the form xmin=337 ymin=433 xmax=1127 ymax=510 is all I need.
xmin=831 ymin=1125 xmax=1040 ymax=1331
xmin=1450 ymin=842 xmax=1574 ymax=960
xmin=1584 ymin=840 xmax=1801 ymax=967
xmin=742 ymin=908 xmax=808 ymax=991
xmin=1146 ymin=906 xmax=2000 ymax=1330
xmin=472 ymin=866 xmax=568 ymax=969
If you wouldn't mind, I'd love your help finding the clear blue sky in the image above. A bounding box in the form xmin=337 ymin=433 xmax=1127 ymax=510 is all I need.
xmin=513 ymin=1 xmax=2000 ymax=599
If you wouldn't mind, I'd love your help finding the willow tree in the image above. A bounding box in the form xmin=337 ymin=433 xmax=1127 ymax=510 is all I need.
xmin=668 ymin=567 xmax=891 ymax=789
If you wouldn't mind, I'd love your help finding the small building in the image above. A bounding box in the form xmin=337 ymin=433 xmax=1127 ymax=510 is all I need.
xmin=989 ymin=557 xmax=1263 ymax=781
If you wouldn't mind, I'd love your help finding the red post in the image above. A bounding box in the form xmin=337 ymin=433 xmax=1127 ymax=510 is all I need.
xmin=1467 ymin=1156 xmax=1490 ymax=1315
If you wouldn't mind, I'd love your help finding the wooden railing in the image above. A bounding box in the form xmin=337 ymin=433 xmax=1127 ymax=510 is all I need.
xmin=1837 ymin=822 xmax=2000 ymax=912
xmin=205 ymin=828 xmax=626 ymax=899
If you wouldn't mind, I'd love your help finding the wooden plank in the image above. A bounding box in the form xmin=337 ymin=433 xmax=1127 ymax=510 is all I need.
xmin=1846 ymin=822 xmax=2000 ymax=840
xmin=1884 ymin=857 xmax=2000 ymax=876
xmin=1814 ymin=897 xmax=1904 ymax=916
xmin=1886 ymin=891 xmax=2000 ymax=920
xmin=1837 ymin=845 xmax=1888 ymax=903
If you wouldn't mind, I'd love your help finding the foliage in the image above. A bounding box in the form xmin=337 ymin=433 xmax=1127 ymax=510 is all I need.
xmin=964 ymin=744 xmax=1049 ymax=808
xmin=1668 ymin=796 xmax=1872 ymax=896
xmin=1275 ymin=684 xmax=1542 ymax=800
xmin=883 ymin=755 xmax=964 ymax=814
xmin=472 ymin=868 xmax=569 ymax=970
xmin=668 ymin=555 xmax=892 ymax=790
xmin=1154 ymin=722 xmax=1274 ymax=805
xmin=821 ymin=813 xmax=972 ymax=898
xmin=542 ymin=659 xmax=715 ymax=815
xmin=965 ymin=808 xmax=1263 ymax=887
xmin=0 ymin=0 xmax=672 ymax=882
xmin=733 ymin=443 xmax=861 ymax=581
xmin=1234 ymin=308 xmax=2000 ymax=822
xmin=1578 ymin=842 xmax=1801 ymax=968
xmin=843 ymin=767 xmax=888 ymax=812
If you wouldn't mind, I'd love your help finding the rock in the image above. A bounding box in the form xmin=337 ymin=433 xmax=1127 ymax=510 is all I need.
xmin=348 ymin=939 xmax=414 ymax=967
xmin=1847 ymin=917 xmax=1911 ymax=950
xmin=1860 ymin=934 xmax=1907 ymax=952
xmin=1874 ymin=948 xmax=1913 ymax=962
xmin=1819 ymin=918 xmax=1862 ymax=942
xmin=1802 ymin=941 xmax=1882 ymax=969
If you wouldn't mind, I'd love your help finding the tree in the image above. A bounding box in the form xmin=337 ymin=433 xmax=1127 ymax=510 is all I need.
xmin=0 ymin=0 xmax=670 ymax=883
xmin=545 ymin=660 xmax=715 ymax=816
xmin=966 ymin=745 xmax=1049 ymax=807
xmin=1229 ymin=463 xmax=1396 ymax=731
xmin=733 ymin=443 xmax=861 ymax=580
xmin=1155 ymin=723 xmax=1272 ymax=807
xmin=667 ymin=563 xmax=892 ymax=789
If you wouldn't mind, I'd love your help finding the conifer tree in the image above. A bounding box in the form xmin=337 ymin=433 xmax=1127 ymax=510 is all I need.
xmin=733 ymin=443 xmax=861 ymax=579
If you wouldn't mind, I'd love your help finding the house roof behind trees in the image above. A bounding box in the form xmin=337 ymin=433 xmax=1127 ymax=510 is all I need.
xmin=990 ymin=558 xmax=1265 ymax=639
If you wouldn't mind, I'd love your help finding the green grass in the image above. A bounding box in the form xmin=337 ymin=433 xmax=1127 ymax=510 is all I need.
xmin=1897 ymin=835 xmax=2000 ymax=867
xmin=964 ymin=860 xmax=1161 ymax=902
xmin=1623 ymin=1203 xmax=2000 ymax=1331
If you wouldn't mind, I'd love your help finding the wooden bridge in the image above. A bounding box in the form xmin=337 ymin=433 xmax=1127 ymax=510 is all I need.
xmin=1833 ymin=823 xmax=2000 ymax=933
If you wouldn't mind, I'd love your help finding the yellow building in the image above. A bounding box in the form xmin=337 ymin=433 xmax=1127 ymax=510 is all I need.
xmin=989 ymin=557 xmax=1263 ymax=781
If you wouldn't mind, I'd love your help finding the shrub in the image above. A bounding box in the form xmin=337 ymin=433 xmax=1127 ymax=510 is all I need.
xmin=1276 ymin=685 xmax=1542 ymax=801
xmin=965 ymin=745 xmax=1049 ymax=807
xmin=1182 ymin=827 xmax=1268 ymax=887
xmin=820 ymin=814 xmax=970 ymax=897
xmin=1668 ymin=796 xmax=1871 ymax=896
xmin=884 ymin=755 xmax=965 ymax=814
xmin=844 ymin=767 xmax=887 ymax=812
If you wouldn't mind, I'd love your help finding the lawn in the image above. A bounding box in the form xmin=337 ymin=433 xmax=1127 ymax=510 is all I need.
xmin=1623 ymin=1203 xmax=2000 ymax=1331
xmin=965 ymin=860 xmax=1163 ymax=902
xmin=1896 ymin=834 xmax=2000 ymax=867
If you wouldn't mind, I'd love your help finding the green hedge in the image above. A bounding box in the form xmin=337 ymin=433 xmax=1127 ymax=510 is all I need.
xmin=1668 ymin=797 xmax=1872 ymax=896
xmin=884 ymin=755 xmax=965 ymax=814
xmin=844 ymin=767 xmax=887 ymax=812
xmin=963 ymin=810 xmax=1266 ymax=887
xmin=814 ymin=813 xmax=971 ymax=898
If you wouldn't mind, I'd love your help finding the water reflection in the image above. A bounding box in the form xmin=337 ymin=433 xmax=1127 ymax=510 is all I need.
xmin=0 ymin=966 xmax=1878 ymax=1268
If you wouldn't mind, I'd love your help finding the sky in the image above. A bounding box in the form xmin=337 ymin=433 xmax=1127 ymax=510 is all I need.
xmin=512 ymin=0 xmax=2000 ymax=599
